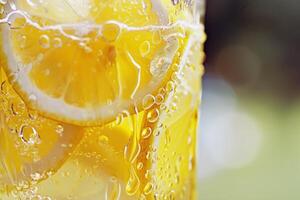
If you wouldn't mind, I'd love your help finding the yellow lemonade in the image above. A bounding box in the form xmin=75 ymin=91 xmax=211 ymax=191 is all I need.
xmin=0 ymin=0 xmax=205 ymax=199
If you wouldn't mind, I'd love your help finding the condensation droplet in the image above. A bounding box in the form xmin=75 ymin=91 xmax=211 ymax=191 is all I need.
xmin=139 ymin=41 xmax=150 ymax=57
xmin=126 ymin=167 xmax=140 ymax=196
xmin=147 ymin=109 xmax=159 ymax=123
xmin=19 ymin=125 xmax=40 ymax=145
xmin=143 ymin=182 xmax=153 ymax=195
xmin=102 ymin=22 xmax=121 ymax=42
xmin=141 ymin=127 xmax=152 ymax=139
xmin=39 ymin=34 xmax=50 ymax=49
xmin=143 ymin=94 xmax=155 ymax=110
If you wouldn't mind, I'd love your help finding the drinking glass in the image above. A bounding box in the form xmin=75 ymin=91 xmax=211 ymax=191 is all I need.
xmin=0 ymin=0 xmax=205 ymax=199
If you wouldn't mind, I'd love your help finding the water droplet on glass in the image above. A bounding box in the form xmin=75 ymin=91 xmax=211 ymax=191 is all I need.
xmin=141 ymin=127 xmax=152 ymax=139
xmin=143 ymin=94 xmax=155 ymax=110
xmin=19 ymin=125 xmax=40 ymax=145
xmin=39 ymin=34 xmax=50 ymax=49
xmin=147 ymin=109 xmax=159 ymax=123
xmin=126 ymin=167 xmax=140 ymax=196
xmin=102 ymin=22 xmax=121 ymax=42
xmin=143 ymin=182 xmax=153 ymax=195
xmin=139 ymin=41 xmax=150 ymax=57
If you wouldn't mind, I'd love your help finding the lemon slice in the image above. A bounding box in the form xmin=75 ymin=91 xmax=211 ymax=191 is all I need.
xmin=0 ymin=0 xmax=185 ymax=125
xmin=135 ymin=33 xmax=204 ymax=198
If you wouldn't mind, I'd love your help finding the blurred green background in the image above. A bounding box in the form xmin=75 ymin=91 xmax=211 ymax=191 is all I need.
xmin=198 ymin=0 xmax=300 ymax=199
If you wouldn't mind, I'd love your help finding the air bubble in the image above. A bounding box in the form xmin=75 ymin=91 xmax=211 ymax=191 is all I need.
xmin=53 ymin=37 xmax=62 ymax=48
xmin=102 ymin=22 xmax=121 ymax=42
xmin=160 ymin=103 xmax=167 ymax=111
xmin=143 ymin=94 xmax=155 ymax=110
xmin=147 ymin=109 xmax=159 ymax=123
xmin=79 ymin=42 xmax=93 ymax=53
xmin=143 ymin=182 xmax=153 ymax=195
xmin=155 ymin=94 xmax=164 ymax=105
xmin=19 ymin=125 xmax=40 ymax=145
xmin=166 ymin=81 xmax=175 ymax=92
xmin=10 ymin=101 xmax=25 ymax=115
xmin=150 ymin=56 xmax=171 ymax=76
xmin=56 ymin=125 xmax=64 ymax=136
xmin=126 ymin=167 xmax=140 ymax=196
xmin=141 ymin=127 xmax=152 ymax=139
xmin=139 ymin=41 xmax=151 ymax=57
xmin=7 ymin=12 xmax=27 ymax=29
xmin=137 ymin=162 xmax=143 ymax=170
xmin=39 ymin=35 xmax=50 ymax=49
xmin=30 ymin=172 xmax=41 ymax=181
xmin=98 ymin=135 xmax=109 ymax=144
